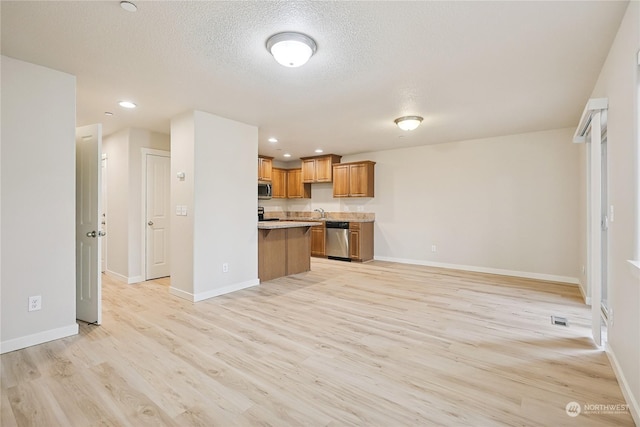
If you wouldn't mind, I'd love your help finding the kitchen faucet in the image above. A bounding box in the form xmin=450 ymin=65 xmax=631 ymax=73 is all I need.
xmin=314 ymin=208 xmax=325 ymax=218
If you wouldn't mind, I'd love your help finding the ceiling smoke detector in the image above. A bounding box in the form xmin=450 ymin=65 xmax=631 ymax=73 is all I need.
xmin=266 ymin=32 xmax=317 ymax=68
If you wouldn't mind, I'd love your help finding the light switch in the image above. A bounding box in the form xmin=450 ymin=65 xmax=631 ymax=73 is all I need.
xmin=176 ymin=205 xmax=182 ymax=215
xmin=610 ymin=205 xmax=614 ymax=222
xmin=181 ymin=206 xmax=188 ymax=216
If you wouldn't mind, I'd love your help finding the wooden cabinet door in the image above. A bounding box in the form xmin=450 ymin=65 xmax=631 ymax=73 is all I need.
xmin=301 ymin=159 xmax=316 ymax=183
xmin=311 ymin=225 xmax=326 ymax=257
xmin=348 ymin=163 xmax=368 ymax=196
xmin=258 ymin=157 xmax=273 ymax=181
xmin=315 ymin=157 xmax=333 ymax=182
xmin=287 ymin=168 xmax=302 ymax=198
xmin=272 ymin=168 xmax=287 ymax=198
xmin=332 ymin=164 xmax=350 ymax=197
xmin=349 ymin=229 xmax=360 ymax=260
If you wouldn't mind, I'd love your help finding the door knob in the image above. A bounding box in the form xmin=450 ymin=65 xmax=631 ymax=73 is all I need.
xmin=86 ymin=231 xmax=96 ymax=238
xmin=148 ymin=221 xmax=154 ymax=226
xmin=98 ymin=231 xmax=106 ymax=237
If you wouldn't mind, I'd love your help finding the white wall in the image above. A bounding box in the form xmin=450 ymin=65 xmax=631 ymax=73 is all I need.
xmin=582 ymin=1 xmax=640 ymax=421
xmin=169 ymin=112 xmax=195 ymax=297
xmin=102 ymin=128 xmax=170 ymax=282
xmin=270 ymin=128 xmax=580 ymax=282
xmin=170 ymin=110 xmax=259 ymax=301
xmin=1 ymin=56 xmax=78 ymax=352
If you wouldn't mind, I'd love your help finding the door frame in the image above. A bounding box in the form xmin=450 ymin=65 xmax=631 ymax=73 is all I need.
xmin=101 ymin=153 xmax=108 ymax=273
xmin=140 ymin=148 xmax=171 ymax=281
xmin=573 ymin=98 xmax=608 ymax=346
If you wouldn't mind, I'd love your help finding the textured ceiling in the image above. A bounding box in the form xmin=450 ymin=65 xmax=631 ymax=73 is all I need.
xmin=0 ymin=1 xmax=628 ymax=160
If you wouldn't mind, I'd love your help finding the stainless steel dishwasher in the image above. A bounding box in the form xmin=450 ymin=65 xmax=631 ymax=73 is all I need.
xmin=325 ymin=221 xmax=350 ymax=261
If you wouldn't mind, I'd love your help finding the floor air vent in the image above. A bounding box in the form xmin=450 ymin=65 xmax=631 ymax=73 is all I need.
xmin=551 ymin=316 xmax=569 ymax=327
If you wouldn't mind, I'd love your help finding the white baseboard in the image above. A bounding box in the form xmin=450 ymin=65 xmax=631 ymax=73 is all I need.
xmin=194 ymin=279 xmax=260 ymax=302
xmin=170 ymin=279 xmax=260 ymax=302
xmin=104 ymin=270 xmax=143 ymax=285
xmin=373 ymin=256 xmax=579 ymax=285
xmin=169 ymin=286 xmax=195 ymax=301
xmin=127 ymin=275 xmax=144 ymax=284
xmin=105 ymin=269 xmax=128 ymax=283
xmin=578 ymin=279 xmax=591 ymax=305
xmin=1 ymin=323 xmax=79 ymax=354
xmin=606 ymin=343 xmax=640 ymax=426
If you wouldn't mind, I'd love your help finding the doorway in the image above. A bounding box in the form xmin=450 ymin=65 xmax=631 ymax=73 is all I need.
xmin=142 ymin=149 xmax=171 ymax=280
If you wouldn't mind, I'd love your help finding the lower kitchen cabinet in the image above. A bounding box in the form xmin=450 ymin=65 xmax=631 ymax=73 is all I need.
xmin=349 ymin=222 xmax=374 ymax=262
xmin=311 ymin=222 xmax=326 ymax=257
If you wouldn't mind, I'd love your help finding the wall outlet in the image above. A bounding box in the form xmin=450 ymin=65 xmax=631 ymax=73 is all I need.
xmin=357 ymin=206 xmax=364 ymax=212
xmin=581 ymin=265 xmax=586 ymax=275
xmin=28 ymin=295 xmax=42 ymax=312
xmin=431 ymin=245 xmax=437 ymax=253
xmin=222 ymin=263 xmax=229 ymax=273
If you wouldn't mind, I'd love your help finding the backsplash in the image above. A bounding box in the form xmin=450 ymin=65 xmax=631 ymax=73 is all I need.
xmin=263 ymin=210 xmax=375 ymax=221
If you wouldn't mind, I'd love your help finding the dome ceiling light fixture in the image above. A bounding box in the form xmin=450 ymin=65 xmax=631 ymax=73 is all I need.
xmin=120 ymin=1 xmax=137 ymax=12
xmin=266 ymin=32 xmax=317 ymax=68
xmin=394 ymin=116 xmax=423 ymax=131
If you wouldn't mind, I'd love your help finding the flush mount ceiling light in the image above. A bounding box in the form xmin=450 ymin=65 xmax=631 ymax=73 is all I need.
xmin=314 ymin=149 xmax=324 ymax=153
xmin=120 ymin=1 xmax=137 ymax=12
xmin=118 ymin=100 xmax=137 ymax=109
xmin=266 ymin=32 xmax=317 ymax=67
xmin=268 ymin=137 xmax=278 ymax=143
xmin=283 ymin=153 xmax=292 ymax=158
xmin=394 ymin=116 xmax=423 ymax=131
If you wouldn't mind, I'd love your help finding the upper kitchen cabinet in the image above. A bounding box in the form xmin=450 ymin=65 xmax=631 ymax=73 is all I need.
xmin=287 ymin=168 xmax=311 ymax=199
xmin=333 ymin=161 xmax=376 ymax=198
xmin=271 ymin=167 xmax=287 ymax=198
xmin=300 ymin=154 xmax=342 ymax=183
xmin=258 ymin=155 xmax=273 ymax=181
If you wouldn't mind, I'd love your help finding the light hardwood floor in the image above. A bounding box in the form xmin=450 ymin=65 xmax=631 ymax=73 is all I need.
xmin=1 ymin=259 xmax=634 ymax=426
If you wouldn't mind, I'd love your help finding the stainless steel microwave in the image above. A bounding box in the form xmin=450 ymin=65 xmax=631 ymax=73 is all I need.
xmin=258 ymin=181 xmax=272 ymax=200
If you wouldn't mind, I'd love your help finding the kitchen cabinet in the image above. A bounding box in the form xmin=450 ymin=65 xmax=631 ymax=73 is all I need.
xmin=258 ymin=222 xmax=320 ymax=281
xmin=311 ymin=222 xmax=326 ymax=257
xmin=271 ymin=167 xmax=287 ymax=198
xmin=333 ymin=161 xmax=375 ymax=198
xmin=258 ymin=156 xmax=273 ymax=181
xmin=287 ymin=168 xmax=311 ymax=199
xmin=300 ymin=154 xmax=342 ymax=183
xmin=349 ymin=222 xmax=374 ymax=262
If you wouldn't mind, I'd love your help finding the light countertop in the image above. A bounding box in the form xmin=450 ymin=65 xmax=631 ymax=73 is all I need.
xmin=258 ymin=220 xmax=323 ymax=230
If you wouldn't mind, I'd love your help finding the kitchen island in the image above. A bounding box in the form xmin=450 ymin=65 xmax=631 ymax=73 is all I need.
xmin=258 ymin=221 xmax=322 ymax=282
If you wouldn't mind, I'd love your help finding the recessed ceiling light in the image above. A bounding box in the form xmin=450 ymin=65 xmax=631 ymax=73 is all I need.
xmin=118 ymin=101 xmax=137 ymax=109
xmin=394 ymin=116 xmax=423 ymax=131
xmin=120 ymin=1 xmax=137 ymax=12
xmin=266 ymin=32 xmax=317 ymax=67
xmin=104 ymin=112 xmax=114 ymax=116
xmin=314 ymin=149 xmax=323 ymax=153
xmin=268 ymin=137 xmax=278 ymax=143
xmin=283 ymin=153 xmax=292 ymax=158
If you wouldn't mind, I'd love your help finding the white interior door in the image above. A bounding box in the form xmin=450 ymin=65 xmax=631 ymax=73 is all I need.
xmin=145 ymin=152 xmax=171 ymax=280
xmin=76 ymin=124 xmax=102 ymax=324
